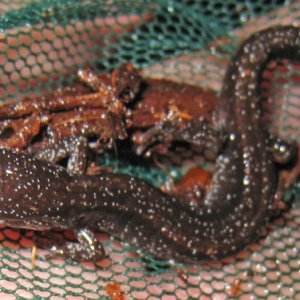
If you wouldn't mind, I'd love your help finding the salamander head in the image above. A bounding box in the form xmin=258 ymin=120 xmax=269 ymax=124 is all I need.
xmin=0 ymin=147 xmax=72 ymax=230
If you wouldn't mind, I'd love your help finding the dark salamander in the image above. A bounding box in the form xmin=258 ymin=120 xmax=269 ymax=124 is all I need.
xmin=0 ymin=26 xmax=299 ymax=263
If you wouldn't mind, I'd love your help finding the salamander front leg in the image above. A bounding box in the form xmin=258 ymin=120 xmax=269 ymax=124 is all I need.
xmin=31 ymin=136 xmax=88 ymax=175
xmin=133 ymin=120 xmax=225 ymax=156
xmin=38 ymin=228 xmax=106 ymax=262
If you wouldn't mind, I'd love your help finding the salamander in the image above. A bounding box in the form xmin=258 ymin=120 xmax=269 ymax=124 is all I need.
xmin=0 ymin=26 xmax=299 ymax=263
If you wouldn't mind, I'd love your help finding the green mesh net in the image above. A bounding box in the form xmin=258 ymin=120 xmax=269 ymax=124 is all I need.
xmin=0 ymin=1 xmax=299 ymax=299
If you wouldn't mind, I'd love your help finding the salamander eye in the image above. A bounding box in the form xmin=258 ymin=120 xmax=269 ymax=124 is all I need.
xmin=77 ymin=213 xmax=88 ymax=225
xmin=0 ymin=127 xmax=14 ymax=140
xmin=270 ymin=137 xmax=297 ymax=165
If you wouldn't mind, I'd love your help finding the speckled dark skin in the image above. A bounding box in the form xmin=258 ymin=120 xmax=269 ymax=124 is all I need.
xmin=0 ymin=26 xmax=299 ymax=263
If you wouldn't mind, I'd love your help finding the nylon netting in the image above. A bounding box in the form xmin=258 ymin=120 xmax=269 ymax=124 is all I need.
xmin=0 ymin=1 xmax=299 ymax=299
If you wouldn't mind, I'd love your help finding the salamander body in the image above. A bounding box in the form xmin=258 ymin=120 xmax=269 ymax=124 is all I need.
xmin=0 ymin=26 xmax=298 ymax=263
